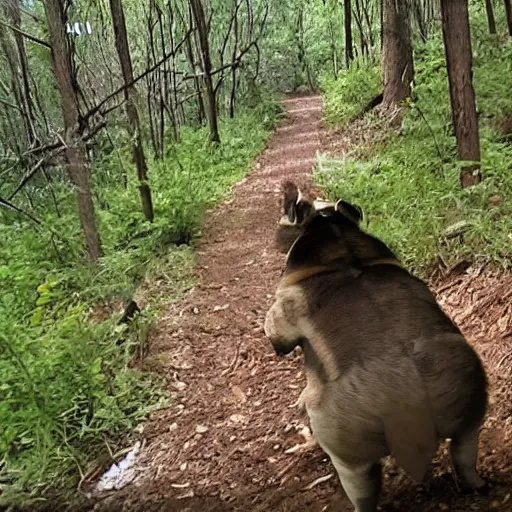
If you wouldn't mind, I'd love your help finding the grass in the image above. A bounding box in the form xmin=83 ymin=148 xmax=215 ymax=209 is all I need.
xmin=0 ymin=98 xmax=279 ymax=508
xmin=320 ymin=65 xmax=381 ymax=127
xmin=317 ymin=28 xmax=512 ymax=277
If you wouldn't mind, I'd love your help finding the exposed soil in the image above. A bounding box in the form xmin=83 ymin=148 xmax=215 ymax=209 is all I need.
xmin=90 ymin=96 xmax=512 ymax=512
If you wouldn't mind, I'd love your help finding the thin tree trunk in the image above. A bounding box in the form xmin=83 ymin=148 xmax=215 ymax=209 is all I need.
xmin=382 ymin=0 xmax=414 ymax=107
xmin=229 ymin=7 xmax=239 ymax=119
xmin=110 ymin=0 xmax=154 ymax=221
xmin=413 ymin=0 xmax=429 ymax=42
xmin=485 ymin=0 xmax=496 ymax=34
xmin=505 ymin=0 xmax=512 ymax=36
xmin=344 ymin=0 xmax=354 ymax=67
xmin=440 ymin=0 xmax=482 ymax=188
xmin=44 ymin=0 xmax=102 ymax=261
xmin=189 ymin=0 xmax=220 ymax=143
xmin=5 ymin=0 xmax=38 ymax=146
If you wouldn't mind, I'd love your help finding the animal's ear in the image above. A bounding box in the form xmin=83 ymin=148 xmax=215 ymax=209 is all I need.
xmin=282 ymin=181 xmax=299 ymax=223
xmin=280 ymin=181 xmax=315 ymax=226
xmin=335 ymin=199 xmax=363 ymax=225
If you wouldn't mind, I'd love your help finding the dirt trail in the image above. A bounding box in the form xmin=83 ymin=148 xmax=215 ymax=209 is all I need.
xmin=93 ymin=96 xmax=512 ymax=512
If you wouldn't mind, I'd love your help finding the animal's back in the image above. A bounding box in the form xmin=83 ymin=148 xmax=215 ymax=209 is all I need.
xmin=300 ymin=265 xmax=487 ymax=460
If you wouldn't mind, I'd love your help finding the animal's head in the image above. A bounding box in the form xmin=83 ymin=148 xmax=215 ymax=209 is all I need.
xmin=275 ymin=181 xmax=398 ymax=283
xmin=275 ymin=180 xmax=363 ymax=256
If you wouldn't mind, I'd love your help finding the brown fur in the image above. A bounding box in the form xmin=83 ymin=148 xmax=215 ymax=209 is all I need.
xmin=265 ymin=182 xmax=488 ymax=512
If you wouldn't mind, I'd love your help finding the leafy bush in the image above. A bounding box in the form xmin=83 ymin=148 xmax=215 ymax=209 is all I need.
xmin=0 ymin=103 xmax=277 ymax=507
xmin=318 ymin=35 xmax=512 ymax=276
xmin=320 ymin=65 xmax=382 ymax=126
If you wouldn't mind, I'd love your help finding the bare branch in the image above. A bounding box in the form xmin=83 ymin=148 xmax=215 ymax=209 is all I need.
xmin=0 ymin=97 xmax=22 ymax=112
xmin=0 ymin=18 xmax=51 ymax=49
xmin=83 ymin=27 xmax=194 ymax=122
xmin=0 ymin=194 xmax=42 ymax=225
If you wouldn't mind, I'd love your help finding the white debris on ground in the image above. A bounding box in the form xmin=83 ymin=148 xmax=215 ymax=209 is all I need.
xmin=94 ymin=441 xmax=142 ymax=493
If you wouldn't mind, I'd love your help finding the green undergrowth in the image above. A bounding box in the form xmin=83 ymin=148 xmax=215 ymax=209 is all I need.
xmin=320 ymin=65 xmax=381 ymax=127
xmin=0 ymin=101 xmax=278 ymax=507
xmin=317 ymin=32 xmax=512 ymax=277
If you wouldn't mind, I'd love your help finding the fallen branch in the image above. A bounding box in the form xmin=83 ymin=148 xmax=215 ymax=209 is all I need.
xmin=350 ymin=91 xmax=383 ymax=123
xmin=0 ymin=194 xmax=41 ymax=225
xmin=8 ymin=147 xmax=65 ymax=200
xmin=302 ymin=473 xmax=333 ymax=491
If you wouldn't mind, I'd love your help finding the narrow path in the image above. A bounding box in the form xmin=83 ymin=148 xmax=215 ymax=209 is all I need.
xmin=95 ymin=95 xmax=348 ymax=512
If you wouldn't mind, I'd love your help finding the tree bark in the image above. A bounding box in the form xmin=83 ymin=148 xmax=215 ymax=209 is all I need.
xmin=344 ymin=0 xmax=354 ymax=67
xmin=382 ymin=0 xmax=414 ymax=107
xmin=110 ymin=0 xmax=154 ymax=222
xmin=505 ymin=0 xmax=512 ymax=36
xmin=485 ymin=0 xmax=496 ymax=34
xmin=440 ymin=0 xmax=482 ymax=188
xmin=189 ymin=0 xmax=220 ymax=143
xmin=44 ymin=0 xmax=102 ymax=261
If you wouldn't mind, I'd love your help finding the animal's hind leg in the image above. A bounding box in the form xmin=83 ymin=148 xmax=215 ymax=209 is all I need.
xmin=450 ymin=426 xmax=488 ymax=494
xmin=330 ymin=456 xmax=381 ymax=512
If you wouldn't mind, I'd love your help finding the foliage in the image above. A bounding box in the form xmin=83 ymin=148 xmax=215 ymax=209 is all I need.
xmin=320 ymin=65 xmax=381 ymax=126
xmin=317 ymin=31 xmax=512 ymax=276
xmin=0 ymin=104 xmax=277 ymax=507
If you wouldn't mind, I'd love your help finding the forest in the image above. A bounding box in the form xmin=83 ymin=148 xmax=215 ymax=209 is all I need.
xmin=1 ymin=0 xmax=512 ymax=511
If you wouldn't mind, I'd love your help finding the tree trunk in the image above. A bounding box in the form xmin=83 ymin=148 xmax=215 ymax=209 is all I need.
xmin=110 ymin=0 xmax=154 ymax=222
xmin=505 ymin=0 xmax=512 ymax=36
xmin=189 ymin=0 xmax=220 ymax=143
xmin=413 ymin=0 xmax=429 ymax=42
xmin=485 ymin=0 xmax=497 ymax=34
xmin=382 ymin=0 xmax=414 ymax=107
xmin=344 ymin=0 xmax=354 ymax=67
xmin=4 ymin=0 xmax=37 ymax=146
xmin=440 ymin=0 xmax=482 ymax=188
xmin=44 ymin=0 xmax=102 ymax=261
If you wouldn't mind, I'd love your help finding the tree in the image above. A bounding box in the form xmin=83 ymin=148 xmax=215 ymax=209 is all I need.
xmin=440 ymin=0 xmax=482 ymax=188
xmin=189 ymin=0 xmax=220 ymax=143
xmin=109 ymin=0 xmax=154 ymax=222
xmin=485 ymin=0 xmax=496 ymax=34
xmin=344 ymin=0 xmax=354 ymax=67
xmin=381 ymin=0 xmax=414 ymax=108
xmin=505 ymin=0 xmax=512 ymax=36
xmin=44 ymin=0 xmax=102 ymax=260
xmin=2 ymin=0 xmax=37 ymax=147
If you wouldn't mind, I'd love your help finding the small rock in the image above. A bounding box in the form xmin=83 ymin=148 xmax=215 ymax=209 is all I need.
xmin=169 ymin=422 xmax=178 ymax=431
xmin=180 ymin=462 xmax=188 ymax=471
xmin=443 ymin=220 xmax=470 ymax=239
xmin=213 ymin=304 xmax=229 ymax=312
xmin=193 ymin=307 xmax=199 ymax=315
xmin=229 ymin=414 xmax=246 ymax=424
xmin=489 ymin=194 xmax=502 ymax=206
xmin=231 ymin=386 xmax=247 ymax=402
xmin=196 ymin=425 xmax=209 ymax=434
